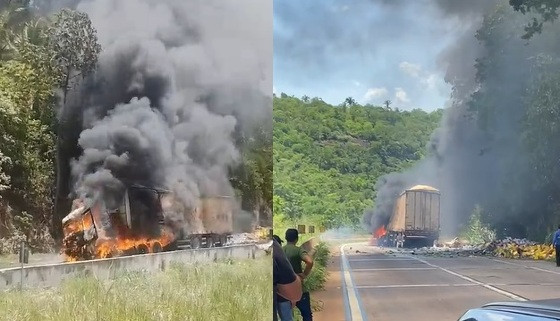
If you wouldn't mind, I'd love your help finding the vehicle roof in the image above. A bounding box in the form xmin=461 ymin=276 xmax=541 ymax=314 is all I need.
xmin=477 ymin=299 xmax=560 ymax=319
xmin=484 ymin=299 xmax=560 ymax=311
xmin=406 ymin=184 xmax=439 ymax=192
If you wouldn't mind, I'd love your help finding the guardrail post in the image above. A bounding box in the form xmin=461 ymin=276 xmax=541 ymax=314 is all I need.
xmin=18 ymin=242 xmax=28 ymax=291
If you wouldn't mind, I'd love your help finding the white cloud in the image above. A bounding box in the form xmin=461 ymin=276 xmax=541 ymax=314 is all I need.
xmin=353 ymin=80 xmax=361 ymax=87
xmin=399 ymin=61 xmax=422 ymax=78
xmin=420 ymin=73 xmax=439 ymax=90
xmin=364 ymin=87 xmax=388 ymax=101
xmin=273 ymin=86 xmax=277 ymax=94
xmin=395 ymin=87 xmax=410 ymax=104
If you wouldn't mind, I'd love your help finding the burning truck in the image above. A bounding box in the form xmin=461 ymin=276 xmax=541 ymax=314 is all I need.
xmin=62 ymin=185 xmax=234 ymax=261
xmin=375 ymin=185 xmax=441 ymax=248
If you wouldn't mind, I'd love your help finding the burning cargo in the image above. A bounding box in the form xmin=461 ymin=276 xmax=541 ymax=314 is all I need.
xmin=377 ymin=185 xmax=441 ymax=248
xmin=62 ymin=185 xmax=234 ymax=261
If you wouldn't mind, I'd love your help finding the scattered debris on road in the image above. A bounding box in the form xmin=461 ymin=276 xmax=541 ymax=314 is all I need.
xmin=379 ymin=237 xmax=555 ymax=261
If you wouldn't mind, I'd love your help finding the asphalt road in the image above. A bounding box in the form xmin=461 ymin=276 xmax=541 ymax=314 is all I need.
xmin=339 ymin=243 xmax=560 ymax=321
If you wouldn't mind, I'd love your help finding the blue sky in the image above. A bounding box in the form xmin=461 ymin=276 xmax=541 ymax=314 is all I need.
xmin=273 ymin=0 xmax=465 ymax=111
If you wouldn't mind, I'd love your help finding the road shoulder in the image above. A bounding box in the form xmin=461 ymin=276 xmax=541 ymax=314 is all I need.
xmin=312 ymin=245 xmax=346 ymax=321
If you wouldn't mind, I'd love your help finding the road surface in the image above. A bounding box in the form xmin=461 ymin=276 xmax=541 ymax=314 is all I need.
xmin=330 ymin=242 xmax=560 ymax=321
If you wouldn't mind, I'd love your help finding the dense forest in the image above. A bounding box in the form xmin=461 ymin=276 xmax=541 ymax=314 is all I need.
xmin=0 ymin=1 xmax=272 ymax=254
xmin=273 ymin=95 xmax=442 ymax=228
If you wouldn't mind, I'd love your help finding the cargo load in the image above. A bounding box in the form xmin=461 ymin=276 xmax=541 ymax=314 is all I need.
xmin=379 ymin=185 xmax=440 ymax=247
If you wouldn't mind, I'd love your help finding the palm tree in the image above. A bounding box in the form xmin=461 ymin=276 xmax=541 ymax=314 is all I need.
xmin=344 ymin=97 xmax=356 ymax=106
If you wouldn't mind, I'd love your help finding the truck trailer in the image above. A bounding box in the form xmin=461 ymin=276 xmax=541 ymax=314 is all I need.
xmin=62 ymin=185 xmax=234 ymax=260
xmin=380 ymin=185 xmax=440 ymax=248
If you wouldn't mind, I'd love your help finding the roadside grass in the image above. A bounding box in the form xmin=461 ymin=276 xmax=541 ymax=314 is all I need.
xmin=0 ymin=255 xmax=14 ymax=269
xmin=304 ymin=242 xmax=330 ymax=292
xmin=0 ymin=257 xmax=272 ymax=321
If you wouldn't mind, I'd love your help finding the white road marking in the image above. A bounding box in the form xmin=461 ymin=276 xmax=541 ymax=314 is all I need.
xmin=341 ymin=244 xmax=366 ymax=321
xmin=348 ymin=258 xmax=416 ymax=262
xmin=410 ymin=256 xmax=527 ymax=301
xmin=491 ymin=258 xmax=560 ymax=275
xmin=352 ymin=267 xmax=437 ymax=271
xmin=356 ymin=282 xmax=560 ymax=289
xmin=356 ymin=283 xmax=477 ymax=289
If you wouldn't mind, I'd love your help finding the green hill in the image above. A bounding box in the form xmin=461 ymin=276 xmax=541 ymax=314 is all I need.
xmin=273 ymin=95 xmax=442 ymax=228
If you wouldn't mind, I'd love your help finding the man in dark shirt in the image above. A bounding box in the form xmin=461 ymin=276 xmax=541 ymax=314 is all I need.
xmin=273 ymin=238 xmax=302 ymax=321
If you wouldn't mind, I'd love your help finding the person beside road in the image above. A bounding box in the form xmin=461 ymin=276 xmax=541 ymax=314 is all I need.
xmin=273 ymin=237 xmax=302 ymax=321
xmin=553 ymin=225 xmax=560 ymax=267
xmin=278 ymin=228 xmax=315 ymax=321
xmin=396 ymin=232 xmax=404 ymax=248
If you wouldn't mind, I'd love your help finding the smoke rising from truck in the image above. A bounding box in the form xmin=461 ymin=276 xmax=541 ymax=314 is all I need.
xmin=47 ymin=0 xmax=271 ymax=234
xmin=365 ymin=0 xmax=560 ymax=238
xmin=361 ymin=0 xmax=503 ymax=234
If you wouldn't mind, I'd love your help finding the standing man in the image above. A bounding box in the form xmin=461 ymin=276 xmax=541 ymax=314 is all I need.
xmin=274 ymin=238 xmax=302 ymax=321
xmin=282 ymin=228 xmax=314 ymax=321
xmin=396 ymin=232 xmax=404 ymax=248
xmin=553 ymin=225 xmax=560 ymax=267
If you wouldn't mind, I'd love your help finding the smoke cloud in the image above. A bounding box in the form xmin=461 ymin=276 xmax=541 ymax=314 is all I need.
xmin=47 ymin=0 xmax=271 ymax=234
xmin=365 ymin=0 xmax=560 ymax=238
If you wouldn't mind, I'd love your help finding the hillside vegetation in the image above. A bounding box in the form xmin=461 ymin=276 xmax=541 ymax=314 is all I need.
xmin=273 ymin=95 xmax=442 ymax=228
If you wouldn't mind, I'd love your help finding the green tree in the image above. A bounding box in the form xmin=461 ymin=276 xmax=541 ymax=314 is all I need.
xmin=510 ymin=0 xmax=560 ymax=39
xmin=383 ymin=100 xmax=391 ymax=109
xmin=461 ymin=205 xmax=496 ymax=244
xmin=48 ymin=8 xmax=101 ymax=239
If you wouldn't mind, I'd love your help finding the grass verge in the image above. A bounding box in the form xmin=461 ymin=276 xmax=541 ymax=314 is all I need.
xmin=0 ymin=257 xmax=272 ymax=321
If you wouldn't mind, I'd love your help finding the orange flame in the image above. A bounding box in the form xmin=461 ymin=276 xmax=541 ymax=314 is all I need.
xmin=62 ymin=200 xmax=175 ymax=261
xmin=374 ymin=225 xmax=387 ymax=238
xmin=94 ymin=227 xmax=174 ymax=259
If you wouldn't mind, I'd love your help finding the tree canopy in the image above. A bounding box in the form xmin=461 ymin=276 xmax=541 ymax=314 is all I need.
xmin=273 ymin=95 xmax=442 ymax=228
xmin=510 ymin=0 xmax=560 ymax=39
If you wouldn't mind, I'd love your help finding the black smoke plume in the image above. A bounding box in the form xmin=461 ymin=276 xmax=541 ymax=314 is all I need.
xmin=364 ymin=0 xmax=560 ymax=239
xmin=47 ymin=0 xmax=271 ymax=235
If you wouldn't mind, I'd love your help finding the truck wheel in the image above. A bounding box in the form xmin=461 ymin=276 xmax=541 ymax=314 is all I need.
xmin=137 ymin=244 xmax=149 ymax=254
xmin=191 ymin=237 xmax=201 ymax=249
xmin=152 ymin=242 xmax=162 ymax=253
